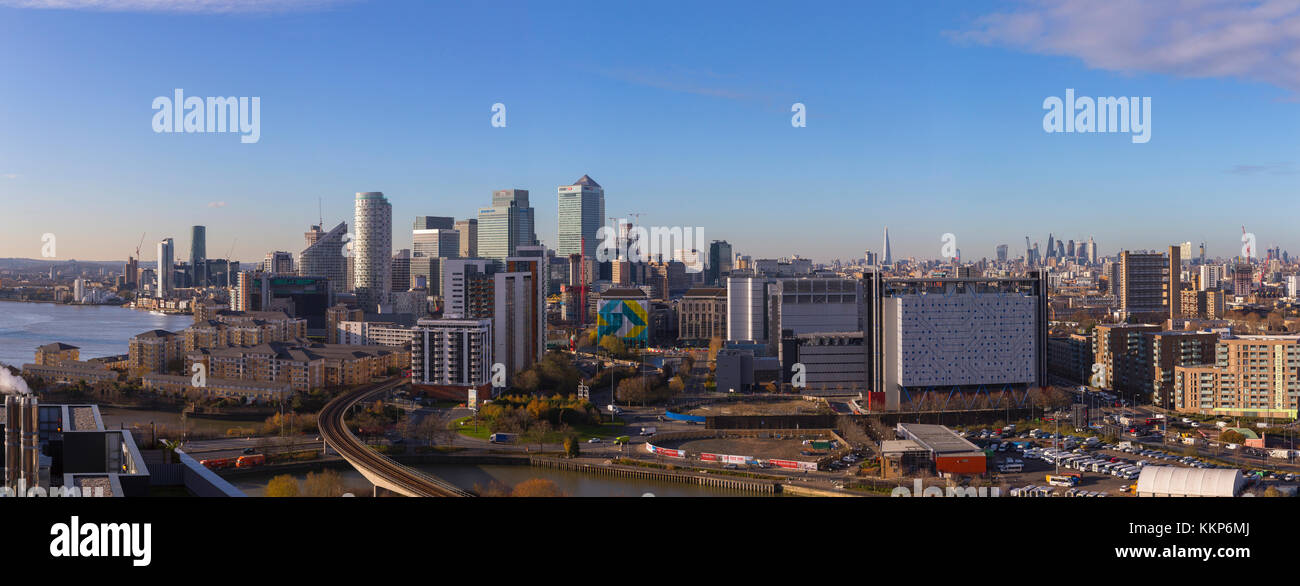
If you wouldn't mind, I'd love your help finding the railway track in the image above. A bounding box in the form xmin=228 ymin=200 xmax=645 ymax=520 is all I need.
xmin=318 ymin=377 xmax=473 ymax=497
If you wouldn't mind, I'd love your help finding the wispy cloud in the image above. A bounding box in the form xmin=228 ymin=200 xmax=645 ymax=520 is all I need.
xmin=0 ymin=0 xmax=354 ymax=13
xmin=1227 ymin=162 xmax=1294 ymax=175
xmin=949 ymin=0 xmax=1300 ymax=94
xmin=207 ymin=201 xmax=227 ymax=208
xmin=1 ymin=173 xmax=18 ymax=179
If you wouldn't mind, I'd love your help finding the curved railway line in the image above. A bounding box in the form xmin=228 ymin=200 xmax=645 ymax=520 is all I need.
xmin=318 ymin=377 xmax=473 ymax=497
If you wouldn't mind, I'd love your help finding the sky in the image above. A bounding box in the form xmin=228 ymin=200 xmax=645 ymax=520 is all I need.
xmin=0 ymin=0 xmax=1297 ymax=265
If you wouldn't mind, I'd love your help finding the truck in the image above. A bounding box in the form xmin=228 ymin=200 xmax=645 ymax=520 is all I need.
xmin=639 ymin=426 xmax=656 ymax=436
xmin=489 ymin=433 xmax=515 ymax=444
xmin=1118 ymin=416 xmax=1136 ymax=426
xmin=1118 ymin=440 xmax=1133 ymax=450
xmin=1269 ymin=449 xmax=1295 ymax=460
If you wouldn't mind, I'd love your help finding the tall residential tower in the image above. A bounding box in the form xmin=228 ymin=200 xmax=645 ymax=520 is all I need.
xmin=353 ymin=192 xmax=393 ymax=309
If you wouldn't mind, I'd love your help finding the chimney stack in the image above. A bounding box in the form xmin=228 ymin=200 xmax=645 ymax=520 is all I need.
xmin=21 ymin=395 xmax=38 ymax=488
xmin=3 ymin=395 xmax=18 ymax=489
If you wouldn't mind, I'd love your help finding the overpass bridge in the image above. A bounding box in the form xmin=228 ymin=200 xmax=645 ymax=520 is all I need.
xmin=318 ymin=377 xmax=473 ymax=497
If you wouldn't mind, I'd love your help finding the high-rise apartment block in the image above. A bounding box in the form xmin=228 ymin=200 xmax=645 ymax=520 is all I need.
xmin=353 ymin=192 xmax=392 ymax=310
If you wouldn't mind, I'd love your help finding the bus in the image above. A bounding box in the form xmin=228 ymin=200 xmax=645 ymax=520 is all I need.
xmin=998 ymin=461 xmax=1023 ymax=473
xmin=1046 ymin=474 xmax=1079 ymax=487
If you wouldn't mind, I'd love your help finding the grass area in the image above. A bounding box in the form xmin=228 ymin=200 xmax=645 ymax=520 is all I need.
xmin=450 ymin=416 xmax=627 ymax=442
xmin=451 ymin=416 xmax=492 ymax=440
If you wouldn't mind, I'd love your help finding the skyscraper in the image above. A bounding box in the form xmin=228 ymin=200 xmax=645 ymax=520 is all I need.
xmin=556 ymin=175 xmax=605 ymax=279
xmin=881 ymin=227 xmax=892 ymax=266
xmin=412 ymin=218 xmax=460 ymax=295
xmin=263 ymin=251 xmax=294 ymax=274
xmin=707 ymin=240 xmax=733 ymax=286
xmin=189 ymin=226 xmax=206 ymax=287
xmin=995 ymin=244 xmax=1008 ymax=262
xmin=156 ymin=238 xmax=174 ymax=298
xmin=392 ymin=249 xmax=411 ymax=293
xmin=413 ymin=216 xmax=454 ymax=231
xmin=298 ymin=222 xmax=348 ymax=294
xmin=354 ymin=191 xmax=393 ymax=310
xmin=477 ymin=189 xmax=536 ymax=261
xmin=454 ymin=219 xmax=477 ymax=258
xmin=1118 ymin=250 xmax=1167 ymax=316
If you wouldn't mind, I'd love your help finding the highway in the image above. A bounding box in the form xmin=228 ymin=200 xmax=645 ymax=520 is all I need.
xmin=318 ymin=377 xmax=473 ymax=497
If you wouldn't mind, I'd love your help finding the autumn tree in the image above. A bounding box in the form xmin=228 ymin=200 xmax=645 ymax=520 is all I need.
xmin=302 ymin=469 xmax=346 ymax=497
xmin=599 ymin=334 xmax=627 ymax=358
xmin=1220 ymin=429 xmax=1246 ymax=444
xmin=511 ymin=478 xmax=566 ymax=497
xmin=265 ymin=475 xmax=299 ymax=497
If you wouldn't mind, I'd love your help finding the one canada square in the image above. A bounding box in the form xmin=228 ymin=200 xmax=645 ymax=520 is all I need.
xmin=556 ymin=174 xmax=604 ymax=281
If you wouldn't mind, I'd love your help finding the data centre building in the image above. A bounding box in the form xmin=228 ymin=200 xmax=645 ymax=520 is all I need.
xmin=862 ymin=271 xmax=1049 ymax=412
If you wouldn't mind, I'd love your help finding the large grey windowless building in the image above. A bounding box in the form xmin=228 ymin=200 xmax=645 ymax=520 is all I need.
xmin=353 ymin=192 xmax=392 ymax=309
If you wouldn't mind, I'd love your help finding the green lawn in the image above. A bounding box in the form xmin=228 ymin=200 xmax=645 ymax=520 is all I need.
xmin=451 ymin=415 xmax=627 ymax=443
xmin=451 ymin=416 xmax=492 ymax=440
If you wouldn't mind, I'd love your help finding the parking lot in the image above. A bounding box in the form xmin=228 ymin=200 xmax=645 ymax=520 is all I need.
xmin=969 ymin=425 xmax=1300 ymax=496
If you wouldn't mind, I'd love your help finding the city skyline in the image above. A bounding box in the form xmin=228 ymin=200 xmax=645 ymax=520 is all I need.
xmin=1 ymin=1 xmax=1298 ymax=263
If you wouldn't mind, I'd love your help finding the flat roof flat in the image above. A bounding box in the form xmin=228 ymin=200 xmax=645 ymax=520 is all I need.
xmin=896 ymin=423 xmax=982 ymax=455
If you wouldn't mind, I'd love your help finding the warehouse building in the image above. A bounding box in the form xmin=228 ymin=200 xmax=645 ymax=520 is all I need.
xmin=892 ymin=423 xmax=987 ymax=476
xmin=1135 ymin=466 xmax=1244 ymax=497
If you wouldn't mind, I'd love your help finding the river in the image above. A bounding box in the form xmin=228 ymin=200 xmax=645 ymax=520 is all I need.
xmin=0 ymin=301 xmax=194 ymax=368
xmin=232 ymin=463 xmax=755 ymax=497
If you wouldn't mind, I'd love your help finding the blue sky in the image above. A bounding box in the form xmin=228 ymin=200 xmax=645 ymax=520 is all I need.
xmin=0 ymin=0 xmax=1297 ymax=265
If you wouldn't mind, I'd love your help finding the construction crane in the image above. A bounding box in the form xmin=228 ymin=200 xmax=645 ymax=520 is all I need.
xmin=134 ymin=232 xmax=146 ymax=261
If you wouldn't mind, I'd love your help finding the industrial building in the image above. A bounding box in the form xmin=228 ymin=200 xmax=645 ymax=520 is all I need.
xmin=863 ymin=272 xmax=1049 ymax=411
xmin=890 ymin=423 xmax=986 ymax=476
xmin=2 ymin=397 xmax=150 ymax=497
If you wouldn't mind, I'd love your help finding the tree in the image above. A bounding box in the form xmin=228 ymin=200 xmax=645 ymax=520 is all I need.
xmin=599 ymin=335 xmax=627 ymax=358
xmin=511 ymin=478 xmax=565 ymax=497
xmin=302 ymin=469 xmax=346 ymax=497
xmin=707 ymin=336 xmax=723 ymax=370
xmin=265 ymin=474 xmax=299 ymax=497
xmin=520 ymin=421 xmax=552 ymax=453
xmin=1220 ymin=429 xmax=1246 ymax=444
xmin=563 ymin=434 xmax=580 ymax=459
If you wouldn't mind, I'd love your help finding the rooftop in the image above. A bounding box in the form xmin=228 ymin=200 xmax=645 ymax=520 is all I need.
xmin=896 ymin=423 xmax=982 ymax=455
